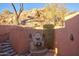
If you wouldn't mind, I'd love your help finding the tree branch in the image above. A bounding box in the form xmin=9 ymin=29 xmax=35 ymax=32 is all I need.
xmin=18 ymin=3 xmax=24 ymax=19
xmin=11 ymin=3 xmax=18 ymax=16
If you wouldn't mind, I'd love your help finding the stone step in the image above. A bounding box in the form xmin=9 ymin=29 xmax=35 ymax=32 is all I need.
xmin=29 ymin=49 xmax=54 ymax=56
xmin=30 ymin=49 xmax=49 ymax=56
xmin=0 ymin=40 xmax=17 ymax=56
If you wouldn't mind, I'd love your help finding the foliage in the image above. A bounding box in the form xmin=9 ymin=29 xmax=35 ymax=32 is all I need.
xmin=43 ymin=24 xmax=55 ymax=49
xmin=0 ymin=3 xmax=69 ymax=26
xmin=43 ymin=3 xmax=68 ymax=26
xmin=2 ymin=9 xmax=12 ymax=14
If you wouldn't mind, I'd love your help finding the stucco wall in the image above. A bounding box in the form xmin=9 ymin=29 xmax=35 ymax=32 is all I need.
xmin=0 ymin=25 xmax=16 ymax=43
xmin=55 ymin=15 xmax=79 ymax=56
xmin=9 ymin=27 xmax=30 ymax=54
xmin=0 ymin=25 xmax=30 ymax=54
xmin=0 ymin=14 xmax=79 ymax=55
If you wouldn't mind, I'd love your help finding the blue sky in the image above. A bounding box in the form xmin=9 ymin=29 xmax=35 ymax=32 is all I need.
xmin=0 ymin=3 xmax=79 ymax=13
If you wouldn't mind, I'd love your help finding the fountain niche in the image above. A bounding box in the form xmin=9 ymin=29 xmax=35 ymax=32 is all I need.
xmin=30 ymin=32 xmax=44 ymax=50
xmin=29 ymin=32 xmax=48 ymax=56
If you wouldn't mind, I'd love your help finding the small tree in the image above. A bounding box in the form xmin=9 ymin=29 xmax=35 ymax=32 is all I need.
xmin=44 ymin=3 xmax=68 ymax=26
xmin=11 ymin=3 xmax=24 ymax=25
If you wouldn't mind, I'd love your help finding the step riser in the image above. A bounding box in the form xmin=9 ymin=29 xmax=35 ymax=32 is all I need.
xmin=0 ymin=40 xmax=17 ymax=56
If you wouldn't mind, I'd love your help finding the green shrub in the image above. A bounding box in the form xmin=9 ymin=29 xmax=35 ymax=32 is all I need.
xmin=43 ymin=24 xmax=55 ymax=49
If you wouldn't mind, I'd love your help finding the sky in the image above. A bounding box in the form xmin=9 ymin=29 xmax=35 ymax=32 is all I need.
xmin=0 ymin=3 xmax=79 ymax=13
